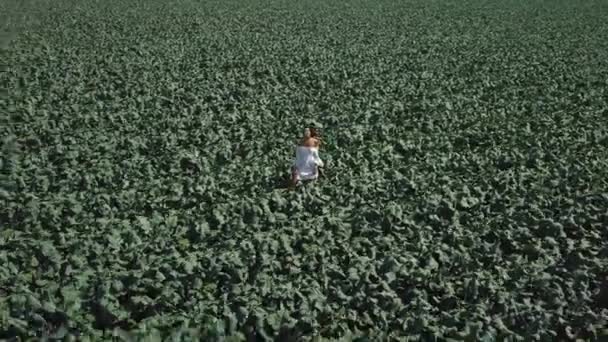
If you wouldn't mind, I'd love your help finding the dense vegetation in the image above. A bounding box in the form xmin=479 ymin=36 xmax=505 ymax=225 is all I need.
xmin=2 ymin=0 xmax=608 ymax=340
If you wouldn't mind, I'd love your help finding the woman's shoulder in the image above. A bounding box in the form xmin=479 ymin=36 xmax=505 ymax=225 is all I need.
xmin=298 ymin=137 xmax=319 ymax=148
xmin=302 ymin=138 xmax=320 ymax=147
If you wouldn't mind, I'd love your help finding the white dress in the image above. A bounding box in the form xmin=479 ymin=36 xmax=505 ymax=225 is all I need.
xmin=293 ymin=146 xmax=324 ymax=181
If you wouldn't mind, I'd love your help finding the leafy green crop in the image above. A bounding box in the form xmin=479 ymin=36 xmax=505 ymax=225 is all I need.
xmin=2 ymin=0 xmax=608 ymax=340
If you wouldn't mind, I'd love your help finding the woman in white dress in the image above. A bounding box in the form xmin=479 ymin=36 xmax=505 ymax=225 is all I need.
xmin=289 ymin=127 xmax=324 ymax=188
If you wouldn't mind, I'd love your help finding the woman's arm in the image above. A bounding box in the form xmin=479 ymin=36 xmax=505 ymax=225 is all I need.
xmin=313 ymin=149 xmax=324 ymax=167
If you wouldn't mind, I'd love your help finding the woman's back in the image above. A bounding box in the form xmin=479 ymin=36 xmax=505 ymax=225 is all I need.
xmin=299 ymin=136 xmax=320 ymax=148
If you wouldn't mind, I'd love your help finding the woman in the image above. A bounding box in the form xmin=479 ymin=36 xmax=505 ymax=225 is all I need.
xmin=290 ymin=127 xmax=324 ymax=188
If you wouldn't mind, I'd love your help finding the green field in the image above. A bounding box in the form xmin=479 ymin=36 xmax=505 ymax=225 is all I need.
xmin=2 ymin=0 xmax=608 ymax=340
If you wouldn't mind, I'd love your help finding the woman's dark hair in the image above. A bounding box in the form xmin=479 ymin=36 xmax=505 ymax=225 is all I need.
xmin=309 ymin=127 xmax=319 ymax=137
